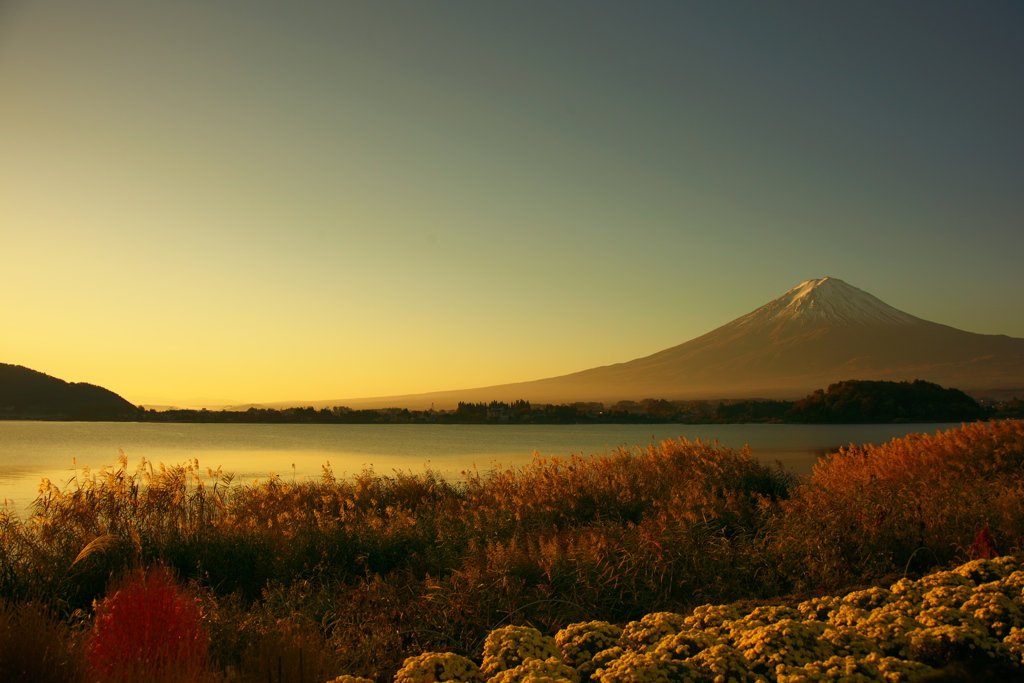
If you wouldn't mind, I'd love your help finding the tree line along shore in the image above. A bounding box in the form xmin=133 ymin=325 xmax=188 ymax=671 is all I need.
xmin=122 ymin=380 xmax=1017 ymax=424
xmin=1 ymin=359 xmax=1019 ymax=424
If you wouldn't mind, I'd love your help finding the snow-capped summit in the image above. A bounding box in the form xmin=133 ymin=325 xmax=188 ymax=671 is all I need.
xmin=737 ymin=277 xmax=921 ymax=329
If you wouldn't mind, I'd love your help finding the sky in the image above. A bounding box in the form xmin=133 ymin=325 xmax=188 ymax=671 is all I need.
xmin=2 ymin=1 xmax=1022 ymax=407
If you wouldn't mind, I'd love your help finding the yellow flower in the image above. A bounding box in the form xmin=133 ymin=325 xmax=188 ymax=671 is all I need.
xmin=394 ymin=652 xmax=483 ymax=683
xmin=482 ymin=626 xmax=561 ymax=678
xmin=555 ymin=621 xmax=623 ymax=675
xmin=620 ymin=612 xmax=689 ymax=652
xmin=488 ymin=656 xmax=579 ymax=683
xmin=595 ymin=650 xmax=701 ymax=683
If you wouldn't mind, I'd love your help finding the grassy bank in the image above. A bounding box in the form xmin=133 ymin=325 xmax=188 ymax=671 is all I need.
xmin=0 ymin=420 xmax=1022 ymax=681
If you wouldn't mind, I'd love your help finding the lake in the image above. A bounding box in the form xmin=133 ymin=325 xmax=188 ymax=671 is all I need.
xmin=0 ymin=421 xmax=964 ymax=514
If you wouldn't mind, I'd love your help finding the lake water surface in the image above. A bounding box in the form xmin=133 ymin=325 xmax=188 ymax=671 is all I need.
xmin=0 ymin=421 xmax=964 ymax=513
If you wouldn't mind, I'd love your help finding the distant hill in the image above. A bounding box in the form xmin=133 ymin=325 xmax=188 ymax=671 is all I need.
xmin=0 ymin=363 xmax=138 ymax=420
xmin=286 ymin=277 xmax=1024 ymax=409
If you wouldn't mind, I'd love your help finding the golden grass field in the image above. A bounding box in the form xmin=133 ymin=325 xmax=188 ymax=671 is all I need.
xmin=2 ymin=420 xmax=1023 ymax=681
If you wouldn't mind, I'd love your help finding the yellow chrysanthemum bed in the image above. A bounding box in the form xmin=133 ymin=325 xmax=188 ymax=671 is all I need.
xmin=331 ymin=555 xmax=1024 ymax=683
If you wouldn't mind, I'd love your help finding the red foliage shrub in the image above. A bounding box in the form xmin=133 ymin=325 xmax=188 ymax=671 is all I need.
xmin=971 ymin=527 xmax=998 ymax=559
xmin=87 ymin=565 xmax=210 ymax=683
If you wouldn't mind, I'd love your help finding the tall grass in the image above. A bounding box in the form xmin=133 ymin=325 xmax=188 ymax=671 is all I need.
xmin=765 ymin=419 xmax=1024 ymax=592
xmin=0 ymin=421 xmax=1021 ymax=680
xmin=0 ymin=599 xmax=85 ymax=682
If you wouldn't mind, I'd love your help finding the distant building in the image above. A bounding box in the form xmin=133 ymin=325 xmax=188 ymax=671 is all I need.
xmin=486 ymin=405 xmax=512 ymax=421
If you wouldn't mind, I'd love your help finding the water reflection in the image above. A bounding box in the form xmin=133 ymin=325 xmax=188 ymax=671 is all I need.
xmin=0 ymin=421 xmax=961 ymax=514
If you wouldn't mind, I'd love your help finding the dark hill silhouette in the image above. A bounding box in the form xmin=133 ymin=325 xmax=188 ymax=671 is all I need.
xmin=785 ymin=379 xmax=987 ymax=424
xmin=0 ymin=363 xmax=138 ymax=420
xmin=285 ymin=277 xmax=1024 ymax=409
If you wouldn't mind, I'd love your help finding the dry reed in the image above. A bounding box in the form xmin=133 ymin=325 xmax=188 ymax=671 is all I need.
xmin=0 ymin=420 xmax=1020 ymax=679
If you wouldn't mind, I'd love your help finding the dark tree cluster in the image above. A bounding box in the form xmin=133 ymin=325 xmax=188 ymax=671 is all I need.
xmin=713 ymin=399 xmax=796 ymax=422
xmin=784 ymin=379 xmax=987 ymax=424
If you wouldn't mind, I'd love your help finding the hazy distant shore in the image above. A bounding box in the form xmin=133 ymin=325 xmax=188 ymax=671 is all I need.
xmin=10 ymin=379 xmax=1020 ymax=425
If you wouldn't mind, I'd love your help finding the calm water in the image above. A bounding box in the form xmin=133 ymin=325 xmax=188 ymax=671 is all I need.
xmin=0 ymin=421 xmax=963 ymax=513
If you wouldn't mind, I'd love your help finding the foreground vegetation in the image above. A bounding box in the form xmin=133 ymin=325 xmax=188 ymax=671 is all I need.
xmin=380 ymin=554 xmax=1024 ymax=683
xmin=1 ymin=420 xmax=1023 ymax=681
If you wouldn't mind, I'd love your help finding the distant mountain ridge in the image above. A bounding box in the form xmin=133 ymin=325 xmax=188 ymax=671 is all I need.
xmin=294 ymin=277 xmax=1024 ymax=409
xmin=0 ymin=363 xmax=137 ymax=419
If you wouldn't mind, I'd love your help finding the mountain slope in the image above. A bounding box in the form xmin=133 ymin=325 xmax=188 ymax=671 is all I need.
xmin=563 ymin=277 xmax=1024 ymax=397
xmin=0 ymin=363 xmax=138 ymax=419
xmin=302 ymin=277 xmax=1024 ymax=409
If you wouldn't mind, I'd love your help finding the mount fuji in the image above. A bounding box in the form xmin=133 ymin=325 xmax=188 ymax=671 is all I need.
xmin=298 ymin=277 xmax=1024 ymax=409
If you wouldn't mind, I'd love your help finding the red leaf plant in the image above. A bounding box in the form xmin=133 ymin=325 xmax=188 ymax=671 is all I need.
xmin=87 ymin=565 xmax=211 ymax=683
xmin=971 ymin=527 xmax=998 ymax=560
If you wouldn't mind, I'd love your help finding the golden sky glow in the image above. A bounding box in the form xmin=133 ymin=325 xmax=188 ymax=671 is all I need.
xmin=2 ymin=1 xmax=1023 ymax=407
